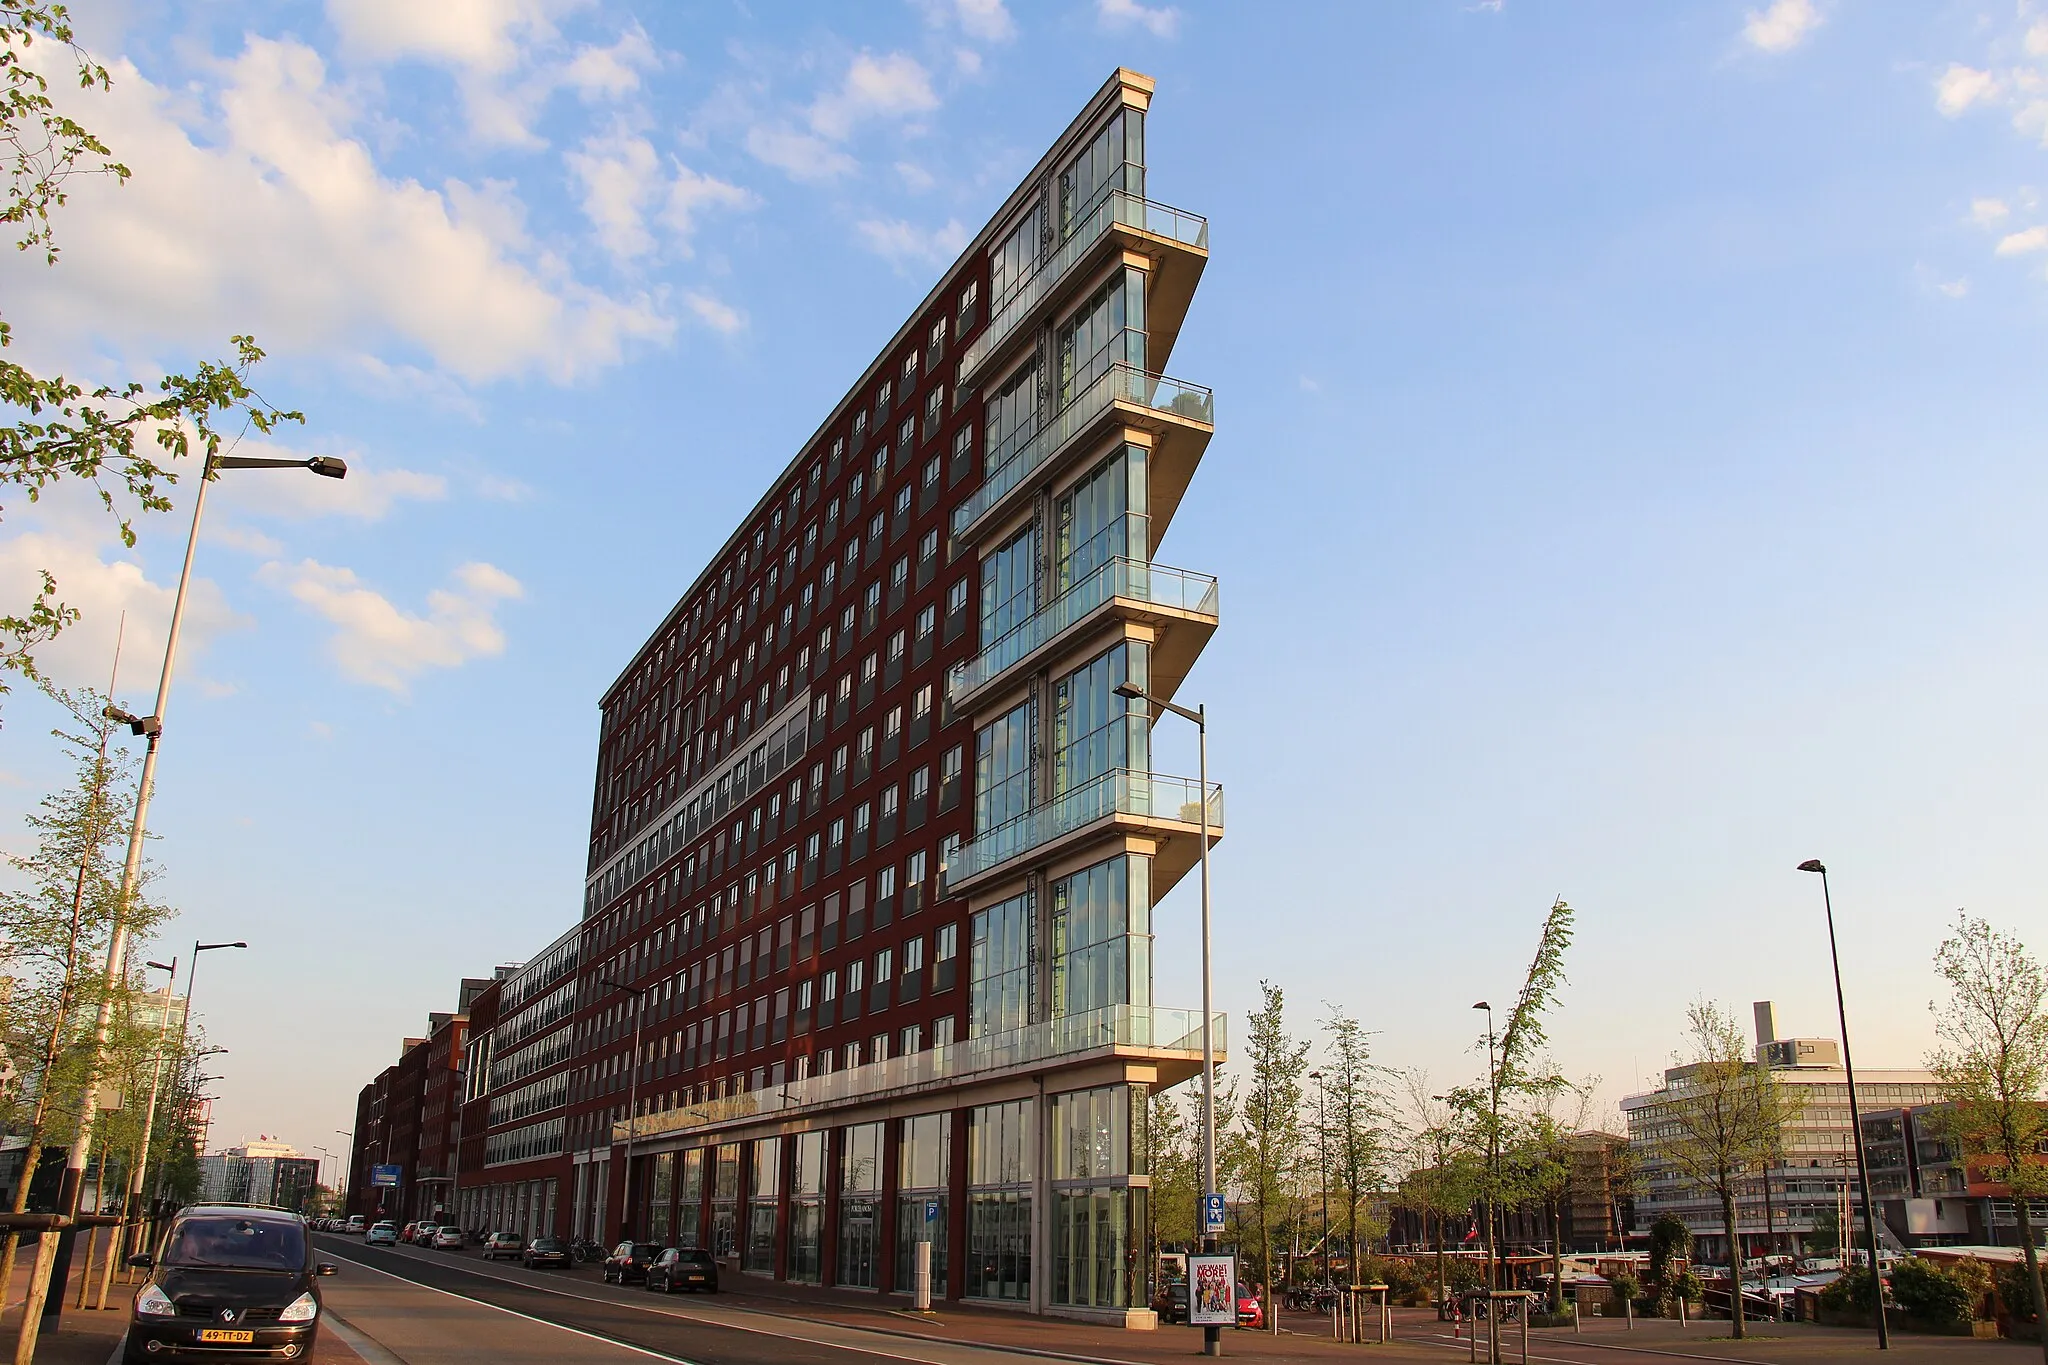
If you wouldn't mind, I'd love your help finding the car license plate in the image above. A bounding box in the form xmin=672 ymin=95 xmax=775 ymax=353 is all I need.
xmin=687 ymin=1274 xmax=704 ymax=1281
xmin=197 ymin=1330 xmax=255 ymax=1343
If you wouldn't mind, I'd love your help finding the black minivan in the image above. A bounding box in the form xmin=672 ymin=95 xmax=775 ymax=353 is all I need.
xmin=124 ymin=1204 xmax=336 ymax=1362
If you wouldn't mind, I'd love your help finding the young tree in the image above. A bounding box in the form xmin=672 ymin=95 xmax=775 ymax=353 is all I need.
xmin=1652 ymin=1001 xmax=1801 ymax=1339
xmin=1449 ymin=897 xmax=1575 ymax=1289
xmin=1927 ymin=914 xmax=2048 ymax=1365
xmin=1396 ymin=1076 xmax=1482 ymax=1306
xmin=1238 ymin=982 xmax=1308 ymax=1296
xmin=0 ymin=3 xmax=300 ymax=706
xmin=1320 ymin=1006 xmax=1389 ymax=1273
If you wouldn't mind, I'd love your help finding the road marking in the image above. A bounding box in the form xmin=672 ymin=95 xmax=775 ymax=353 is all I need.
xmin=1420 ymin=1328 xmax=1786 ymax=1365
xmin=317 ymin=1240 xmax=1149 ymax=1365
xmin=103 ymin=1333 xmax=126 ymax=1365
xmin=323 ymin=1311 xmax=412 ymax=1365
xmin=323 ymin=1253 xmax=705 ymax=1364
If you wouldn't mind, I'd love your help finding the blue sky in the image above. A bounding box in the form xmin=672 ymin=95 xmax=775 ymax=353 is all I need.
xmin=3 ymin=0 xmax=2046 ymax=1163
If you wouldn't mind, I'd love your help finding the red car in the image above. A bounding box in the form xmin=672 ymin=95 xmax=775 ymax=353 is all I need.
xmin=1236 ymin=1283 xmax=1264 ymax=1329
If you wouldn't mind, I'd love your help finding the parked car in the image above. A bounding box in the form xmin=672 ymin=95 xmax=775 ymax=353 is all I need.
xmin=1236 ymin=1283 xmax=1264 ymax=1330
xmin=123 ymin=1204 xmax=338 ymax=1365
xmin=523 ymin=1237 xmax=571 ymax=1270
xmin=345 ymin=1216 xmax=365 ymax=1234
xmin=481 ymin=1231 xmax=524 ymax=1261
xmin=645 ymin=1247 xmax=719 ymax=1294
xmin=602 ymin=1241 xmax=664 ymax=1285
xmin=432 ymin=1227 xmax=464 ymax=1251
xmin=398 ymin=1223 xmax=418 ymax=1244
xmin=1151 ymin=1281 xmax=1189 ymax=1324
xmin=365 ymin=1223 xmax=398 ymax=1247
xmin=411 ymin=1223 xmax=440 ymax=1246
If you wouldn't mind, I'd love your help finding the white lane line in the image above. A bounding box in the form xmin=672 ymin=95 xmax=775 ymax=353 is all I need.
xmin=319 ymin=1241 xmax=1141 ymax=1365
xmin=102 ymin=1333 xmax=126 ymax=1365
xmin=1418 ymin=1327 xmax=1782 ymax=1365
xmin=322 ymin=1312 xmax=410 ymax=1365
xmin=323 ymin=1253 xmax=704 ymax=1365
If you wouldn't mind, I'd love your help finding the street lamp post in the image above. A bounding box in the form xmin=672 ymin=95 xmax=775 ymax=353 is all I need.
xmin=1309 ymin=1070 xmax=1329 ymax=1285
xmin=1474 ymin=1001 xmax=1499 ymax=1293
xmin=18 ymin=451 xmax=338 ymax=1349
xmin=149 ymin=942 xmax=246 ymax=1214
xmin=335 ymin=1131 xmax=355 ymax=1214
xmin=1113 ymin=679 xmax=1218 ymax=1357
xmin=601 ymin=978 xmax=653 ymax=1241
xmin=120 ymin=958 xmax=178 ymax=1258
xmin=1797 ymin=859 xmax=1888 ymax=1351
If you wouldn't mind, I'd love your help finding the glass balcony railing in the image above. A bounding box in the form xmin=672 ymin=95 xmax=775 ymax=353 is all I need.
xmin=954 ymin=363 xmax=1213 ymax=540
xmin=960 ymin=189 xmax=1209 ymax=381
xmin=947 ymin=557 xmax=1218 ymax=706
xmin=617 ymin=1002 xmax=1226 ymax=1142
xmin=945 ymin=767 xmax=1222 ymax=887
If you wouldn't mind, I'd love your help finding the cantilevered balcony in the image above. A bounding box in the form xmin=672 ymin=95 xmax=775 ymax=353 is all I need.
xmin=947 ymin=557 xmax=1218 ymax=714
xmin=960 ymin=190 xmax=1209 ymax=387
xmin=953 ymin=363 xmax=1213 ymax=549
xmin=618 ymin=1003 xmax=1228 ymax=1143
xmin=942 ymin=766 xmax=1221 ymax=901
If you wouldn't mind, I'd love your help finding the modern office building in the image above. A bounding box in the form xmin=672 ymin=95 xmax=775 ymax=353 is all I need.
xmin=199 ymin=1140 xmax=321 ymax=1212
xmin=1623 ymin=1002 xmax=1941 ymax=1260
xmin=347 ymin=68 xmax=1225 ymax=1325
xmin=1861 ymin=1101 xmax=2048 ymax=1248
xmin=562 ymin=66 xmax=1219 ymax=1325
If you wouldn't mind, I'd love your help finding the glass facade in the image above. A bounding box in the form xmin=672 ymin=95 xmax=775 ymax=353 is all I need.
xmin=744 ymin=1137 xmax=780 ymax=1274
xmin=1050 ymin=855 xmax=1151 ymax=1018
xmin=969 ymin=891 xmax=1034 ymax=1038
xmin=974 ymin=700 xmax=1035 ymax=833
xmin=966 ymin=1099 xmax=1036 ymax=1301
xmin=895 ymin=1113 xmax=951 ymax=1295
xmin=677 ymin=1148 xmax=704 ymax=1247
xmin=1058 ymin=106 xmax=1143 ymax=237
xmin=711 ymin=1142 xmax=739 ymax=1257
xmin=788 ymin=1131 xmax=825 ymax=1283
xmin=1049 ymin=1084 xmax=1146 ymax=1310
xmin=837 ymin=1122 xmax=883 ymax=1288
xmin=648 ymin=1151 xmax=673 ymax=1243
xmin=1057 ymin=267 xmax=1146 ymax=406
xmin=1055 ymin=446 xmax=1148 ymax=594
xmin=1051 ymin=641 xmax=1149 ymax=797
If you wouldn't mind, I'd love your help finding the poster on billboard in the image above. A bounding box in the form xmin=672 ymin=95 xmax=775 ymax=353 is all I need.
xmin=1189 ymin=1254 xmax=1237 ymax=1326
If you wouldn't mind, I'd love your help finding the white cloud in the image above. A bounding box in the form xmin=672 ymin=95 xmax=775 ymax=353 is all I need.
xmin=953 ymin=0 xmax=1016 ymax=42
xmin=0 ymin=515 xmax=247 ymax=694
xmin=685 ymin=292 xmax=746 ymax=335
xmin=1935 ymin=64 xmax=1998 ymax=117
xmin=808 ymin=52 xmax=939 ymax=140
xmin=896 ymin=161 xmax=936 ymax=192
xmin=564 ymin=26 xmax=658 ymax=101
xmin=565 ymin=134 xmax=752 ymax=261
xmin=855 ymin=216 xmax=969 ymax=268
xmin=1938 ymin=277 xmax=1970 ymax=298
xmin=1097 ymin=0 xmax=1180 ymax=39
xmin=1970 ymin=197 xmax=2011 ymax=227
xmin=206 ymin=525 xmax=286 ymax=556
xmin=0 ymin=37 xmax=672 ymax=385
xmin=1741 ymin=0 xmax=1820 ymax=54
xmin=325 ymin=0 xmax=590 ymax=145
xmin=745 ymin=125 xmax=857 ymax=182
xmin=1995 ymin=225 xmax=2048 ymax=255
xmin=259 ymin=557 xmax=522 ymax=694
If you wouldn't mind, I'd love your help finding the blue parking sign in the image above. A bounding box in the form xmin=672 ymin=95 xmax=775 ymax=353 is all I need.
xmin=1201 ymin=1192 xmax=1225 ymax=1234
xmin=925 ymin=1199 xmax=940 ymax=1223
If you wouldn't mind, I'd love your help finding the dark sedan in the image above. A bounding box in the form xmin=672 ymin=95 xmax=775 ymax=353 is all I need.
xmin=1151 ymin=1281 xmax=1189 ymax=1324
xmin=124 ymin=1205 xmax=337 ymax=1363
xmin=645 ymin=1247 xmax=719 ymax=1294
xmin=522 ymin=1237 xmax=571 ymax=1269
xmin=602 ymin=1241 xmax=664 ymax=1284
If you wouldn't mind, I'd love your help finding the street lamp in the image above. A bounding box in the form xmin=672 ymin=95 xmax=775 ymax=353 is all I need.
xmin=1797 ymin=859 xmax=1888 ymax=1351
xmin=120 ymin=958 xmax=179 ymax=1256
xmin=1308 ymin=1070 xmax=1329 ymax=1285
xmin=1113 ymin=678 xmax=1220 ymax=1357
xmin=335 ymin=1130 xmax=355 ymax=1211
xmin=1474 ymin=1001 xmax=1499 ymax=1291
xmin=53 ymin=452 xmax=341 ymax=1306
xmin=600 ymin=977 xmax=654 ymax=1240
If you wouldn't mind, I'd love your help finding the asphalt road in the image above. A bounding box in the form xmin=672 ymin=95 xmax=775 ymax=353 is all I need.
xmin=309 ymin=1235 xmax=1094 ymax=1365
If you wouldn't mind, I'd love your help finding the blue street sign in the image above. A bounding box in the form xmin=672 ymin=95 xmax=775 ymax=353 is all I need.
xmin=371 ymin=1164 xmax=401 ymax=1188
xmin=1201 ymin=1192 xmax=1225 ymax=1234
xmin=924 ymin=1199 xmax=940 ymax=1223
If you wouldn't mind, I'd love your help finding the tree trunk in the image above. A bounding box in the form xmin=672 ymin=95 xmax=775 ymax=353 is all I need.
xmin=1720 ymin=1187 xmax=1745 ymax=1340
xmin=2014 ymin=1199 xmax=2047 ymax=1365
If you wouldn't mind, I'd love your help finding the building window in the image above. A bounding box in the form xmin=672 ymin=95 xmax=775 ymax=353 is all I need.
xmin=969 ymin=890 xmax=1033 ymax=1038
xmin=838 ymin=1123 xmax=883 ymax=1288
xmin=966 ymin=1098 xmax=1034 ymax=1301
xmin=935 ymin=922 xmax=958 ymax=992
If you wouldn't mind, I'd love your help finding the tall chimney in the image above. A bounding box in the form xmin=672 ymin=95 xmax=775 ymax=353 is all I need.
xmin=1753 ymin=1001 xmax=1778 ymax=1047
